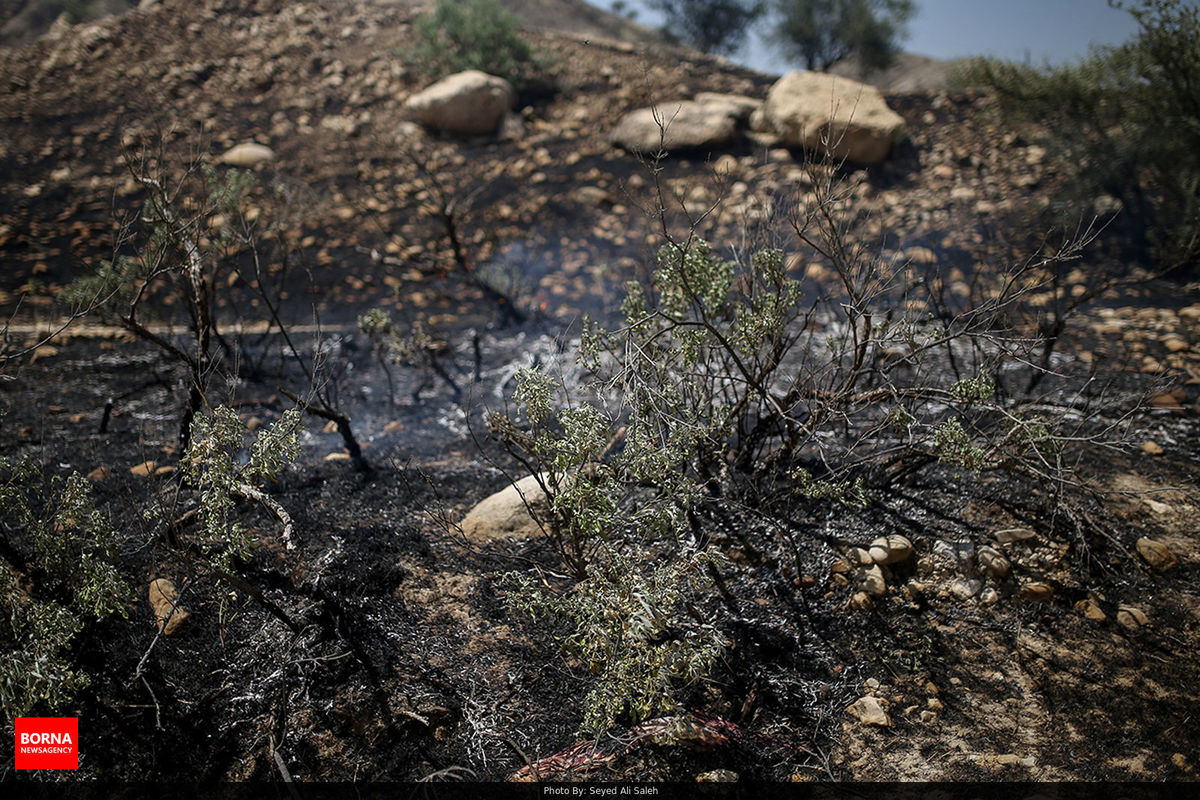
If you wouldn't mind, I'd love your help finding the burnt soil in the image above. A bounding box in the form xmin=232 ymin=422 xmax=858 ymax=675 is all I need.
xmin=2 ymin=0 xmax=1200 ymax=785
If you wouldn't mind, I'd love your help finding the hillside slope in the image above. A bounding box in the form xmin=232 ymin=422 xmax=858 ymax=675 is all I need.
xmin=1 ymin=0 xmax=1198 ymax=785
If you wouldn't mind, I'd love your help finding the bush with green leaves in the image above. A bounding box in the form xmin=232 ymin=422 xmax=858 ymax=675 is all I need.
xmin=1 ymin=459 xmax=131 ymax=719
xmin=491 ymin=158 xmax=1114 ymax=734
xmin=411 ymin=0 xmax=551 ymax=90
xmin=953 ymin=0 xmax=1200 ymax=269
xmin=183 ymin=406 xmax=302 ymax=568
xmin=61 ymin=148 xmax=367 ymax=467
xmin=506 ymin=545 xmax=725 ymax=735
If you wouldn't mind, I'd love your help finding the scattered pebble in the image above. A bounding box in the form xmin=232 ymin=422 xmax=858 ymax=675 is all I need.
xmin=1140 ymin=441 xmax=1164 ymax=456
xmin=949 ymin=578 xmax=982 ymax=600
xmin=846 ymin=696 xmax=891 ymax=727
xmin=849 ymin=547 xmax=874 ymax=566
xmin=148 ymin=578 xmax=189 ymax=635
xmin=860 ymin=565 xmax=887 ymax=598
xmin=696 ymin=769 xmax=738 ymax=782
xmin=1074 ymin=599 xmax=1107 ymax=622
xmin=130 ymin=461 xmax=157 ymax=477
xmin=1019 ymin=582 xmax=1054 ymax=601
xmin=1117 ymin=605 xmax=1149 ymax=630
xmin=868 ymin=534 xmax=913 ymax=565
xmin=86 ymin=466 xmax=110 ymax=482
xmin=976 ymin=546 xmax=1011 ymax=580
xmin=994 ymin=528 xmax=1036 ymax=544
xmin=219 ymin=142 xmax=275 ymax=167
xmin=1136 ymin=537 xmax=1177 ymax=571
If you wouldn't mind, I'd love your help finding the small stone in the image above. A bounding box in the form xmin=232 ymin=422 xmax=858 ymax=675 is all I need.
xmin=849 ymin=591 xmax=873 ymax=611
xmin=1163 ymin=337 xmax=1190 ymax=353
xmin=1117 ymin=605 xmax=1148 ymax=630
xmin=1074 ymin=599 xmax=1106 ymax=622
xmin=245 ymin=416 xmax=264 ymax=432
xmin=153 ymin=465 xmax=176 ymax=477
xmin=979 ymin=587 xmax=999 ymax=605
xmin=846 ymin=696 xmax=891 ymax=726
xmin=130 ymin=461 xmax=157 ymax=477
xmin=864 ymin=677 xmax=881 ymax=691
xmin=1140 ymin=441 xmax=1164 ymax=456
xmin=860 ymin=565 xmax=887 ymax=597
xmin=1172 ymin=753 xmax=1190 ymax=770
xmin=920 ymin=710 xmax=938 ymax=724
xmin=949 ymin=578 xmax=982 ymax=600
xmin=849 ymin=547 xmax=874 ymax=566
xmin=148 ymin=578 xmax=189 ymax=635
xmin=460 ymin=474 xmax=555 ymax=542
xmin=1144 ymin=498 xmax=1172 ymax=515
xmin=830 ymin=559 xmax=854 ymax=574
xmin=86 ymin=466 xmax=110 ymax=482
xmin=927 ymin=698 xmax=944 ymax=711
xmin=931 ymin=164 xmax=955 ymax=180
xmin=925 ymin=681 xmax=939 ymax=696
xmin=324 ymin=452 xmax=351 ymax=461
xmin=1136 ymin=537 xmax=1177 ymax=571
xmin=1019 ymin=582 xmax=1054 ymax=601
xmin=573 ymin=186 xmax=613 ymax=207
xmin=696 ymin=769 xmax=738 ymax=782
xmin=995 ymin=528 xmax=1036 ymax=544
xmin=868 ymin=534 xmax=914 ymax=565
xmin=976 ymin=546 xmax=1011 ymax=580
xmin=932 ymin=539 xmax=975 ymax=564
xmin=1149 ymin=391 xmax=1186 ymax=411
xmin=219 ymin=142 xmax=275 ymax=167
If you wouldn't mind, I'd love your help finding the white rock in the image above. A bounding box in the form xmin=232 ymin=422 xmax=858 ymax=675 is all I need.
xmin=405 ymin=70 xmax=515 ymax=136
xmin=949 ymin=578 xmax=982 ymax=600
xmin=868 ymin=534 xmax=913 ymax=565
xmin=219 ymin=142 xmax=275 ymax=167
xmin=762 ymin=71 xmax=905 ymax=164
xmin=609 ymin=100 xmax=740 ymax=154
xmin=459 ymin=474 xmax=554 ymax=542
xmin=860 ymin=565 xmax=887 ymax=598
xmin=693 ymin=91 xmax=761 ymax=122
xmin=995 ymin=528 xmax=1036 ymax=544
xmin=976 ymin=546 xmax=1011 ymax=580
xmin=846 ymin=696 xmax=891 ymax=726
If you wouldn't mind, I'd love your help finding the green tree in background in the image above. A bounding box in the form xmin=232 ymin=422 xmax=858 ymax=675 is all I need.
xmin=413 ymin=0 xmax=550 ymax=89
xmin=649 ymin=0 xmax=766 ymax=55
xmin=955 ymin=0 xmax=1200 ymax=269
xmin=770 ymin=0 xmax=916 ymax=72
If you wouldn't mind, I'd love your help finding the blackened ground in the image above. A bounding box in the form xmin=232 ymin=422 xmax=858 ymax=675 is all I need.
xmin=1 ymin=323 xmax=1198 ymax=782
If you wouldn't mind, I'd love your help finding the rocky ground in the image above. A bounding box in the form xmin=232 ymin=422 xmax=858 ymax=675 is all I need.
xmin=1 ymin=0 xmax=1199 ymax=785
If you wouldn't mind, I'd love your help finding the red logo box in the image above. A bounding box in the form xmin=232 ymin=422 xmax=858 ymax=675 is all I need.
xmin=15 ymin=717 xmax=78 ymax=770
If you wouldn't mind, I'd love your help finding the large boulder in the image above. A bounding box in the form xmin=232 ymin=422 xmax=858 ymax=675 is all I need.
xmin=762 ymin=71 xmax=904 ymax=164
xmin=610 ymin=98 xmax=742 ymax=154
xmin=459 ymin=474 xmax=552 ymax=542
xmin=405 ymin=70 xmax=515 ymax=136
